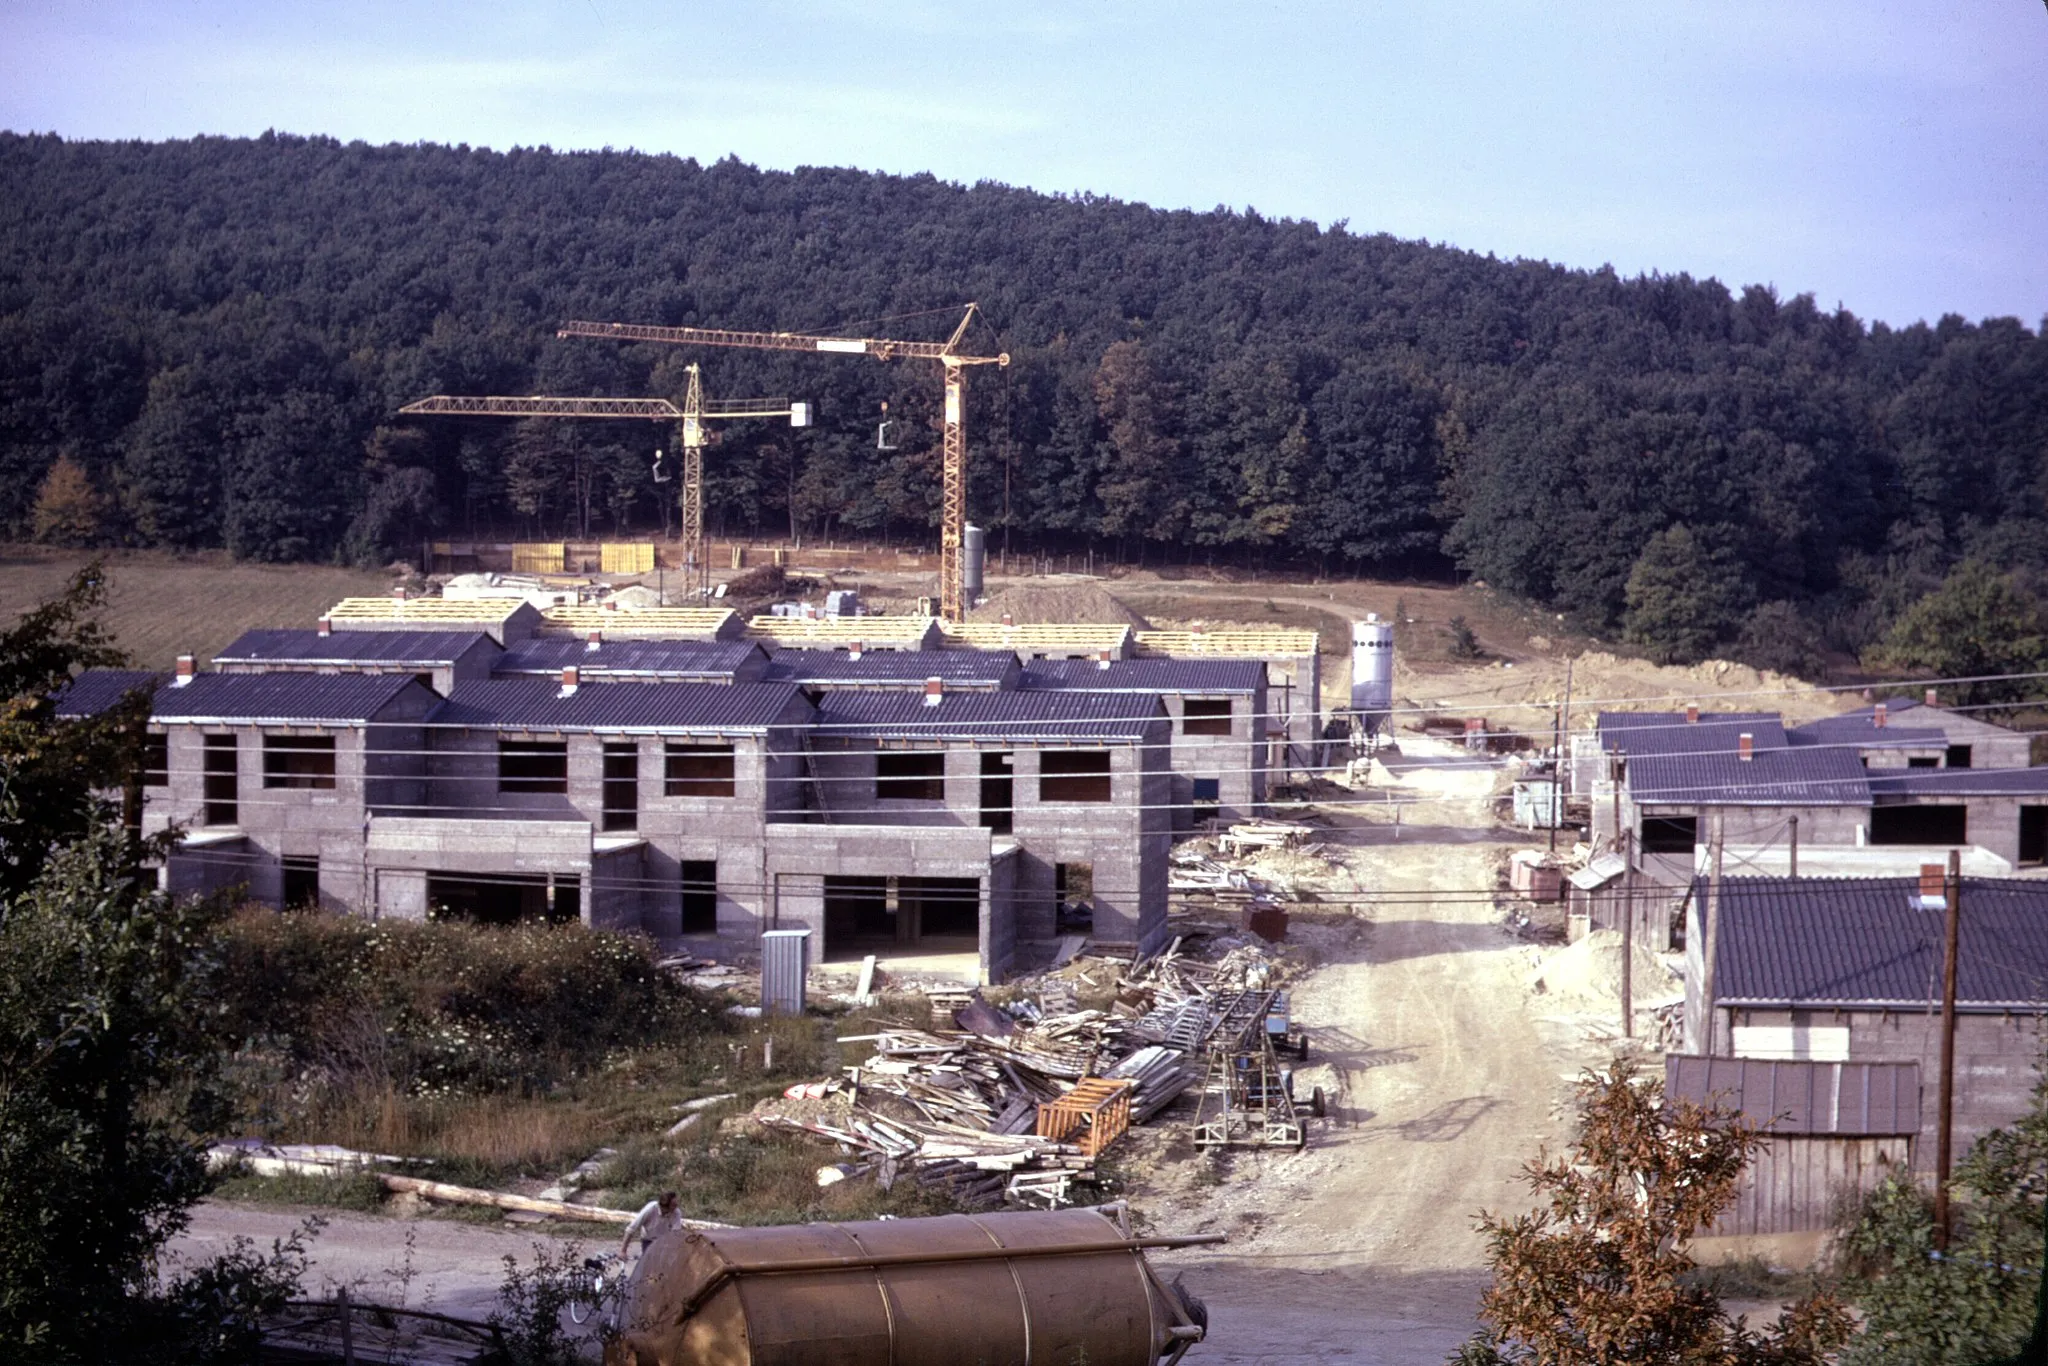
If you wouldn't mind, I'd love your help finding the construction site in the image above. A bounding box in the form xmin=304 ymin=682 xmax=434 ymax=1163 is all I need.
xmin=109 ymin=308 xmax=2047 ymax=1364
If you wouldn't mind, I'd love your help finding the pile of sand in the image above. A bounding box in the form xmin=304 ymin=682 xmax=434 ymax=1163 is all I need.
xmin=1530 ymin=929 xmax=1682 ymax=1009
xmin=969 ymin=582 xmax=1150 ymax=627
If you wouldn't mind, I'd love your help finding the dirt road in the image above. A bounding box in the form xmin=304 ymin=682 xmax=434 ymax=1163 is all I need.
xmin=1145 ymin=736 xmax=1615 ymax=1363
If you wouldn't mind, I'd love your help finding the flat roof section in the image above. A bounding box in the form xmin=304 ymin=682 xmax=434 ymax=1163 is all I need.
xmin=152 ymin=671 xmax=424 ymax=725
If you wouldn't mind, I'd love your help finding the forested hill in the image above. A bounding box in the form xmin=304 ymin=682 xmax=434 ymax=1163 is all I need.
xmin=3 ymin=130 xmax=2045 ymax=664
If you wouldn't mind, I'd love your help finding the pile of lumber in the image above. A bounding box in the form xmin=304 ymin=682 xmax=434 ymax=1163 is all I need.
xmin=1217 ymin=818 xmax=1318 ymax=856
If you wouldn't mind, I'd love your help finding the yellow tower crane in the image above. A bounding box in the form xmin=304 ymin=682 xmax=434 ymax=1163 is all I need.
xmin=556 ymin=304 xmax=1008 ymax=621
xmin=399 ymin=366 xmax=809 ymax=596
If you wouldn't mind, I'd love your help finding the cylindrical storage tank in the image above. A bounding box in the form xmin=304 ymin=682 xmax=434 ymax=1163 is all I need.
xmin=608 ymin=1208 xmax=1210 ymax=1366
xmin=962 ymin=523 xmax=987 ymax=599
xmin=1350 ymin=614 xmax=1395 ymax=725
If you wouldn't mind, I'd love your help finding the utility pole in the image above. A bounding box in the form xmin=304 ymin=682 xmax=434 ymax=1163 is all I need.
xmin=1934 ymin=847 xmax=1962 ymax=1252
xmin=1622 ymin=826 xmax=1634 ymax=1040
xmin=1702 ymin=809 xmax=1726 ymax=1056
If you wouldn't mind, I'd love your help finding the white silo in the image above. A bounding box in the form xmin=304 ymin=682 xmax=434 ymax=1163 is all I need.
xmin=1351 ymin=614 xmax=1395 ymax=734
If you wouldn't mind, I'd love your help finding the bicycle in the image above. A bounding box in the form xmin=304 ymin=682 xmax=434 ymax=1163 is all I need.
xmin=568 ymin=1253 xmax=624 ymax=1326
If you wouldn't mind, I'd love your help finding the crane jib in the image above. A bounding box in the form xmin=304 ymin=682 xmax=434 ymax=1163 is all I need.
xmin=814 ymin=338 xmax=868 ymax=354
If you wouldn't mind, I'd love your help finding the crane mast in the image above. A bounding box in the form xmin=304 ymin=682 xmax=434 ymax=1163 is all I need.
xmin=557 ymin=305 xmax=1007 ymax=621
xmin=399 ymin=366 xmax=806 ymax=596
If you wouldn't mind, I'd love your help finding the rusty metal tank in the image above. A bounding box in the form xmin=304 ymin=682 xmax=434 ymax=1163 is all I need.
xmin=605 ymin=1207 xmax=1217 ymax=1366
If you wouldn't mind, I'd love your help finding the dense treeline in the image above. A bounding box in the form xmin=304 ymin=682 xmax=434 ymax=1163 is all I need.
xmin=3 ymin=131 xmax=2045 ymax=662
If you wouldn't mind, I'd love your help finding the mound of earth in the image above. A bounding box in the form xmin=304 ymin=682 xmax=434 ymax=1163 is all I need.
xmin=1529 ymin=929 xmax=1682 ymax=1009
xmin=969 ymin=582 xmax=1149 ymax=627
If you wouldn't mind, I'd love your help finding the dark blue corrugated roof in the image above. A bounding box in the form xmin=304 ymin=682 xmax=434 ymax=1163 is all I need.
xmin=816 ymin=690 xmax=1164 ymax=742
xmin=1787 ymin=712 xmax=1948 ymax=750
xmin=764 ymin=648 xmax=1017 ymax=686
xmin=1630 ymin=743 xmax=1873 ymax=805
xmin=1867 ymin=767 xmax=2048 ymax=797
xmin=495 ymin=637 xmax=765 ymax=679
xmin=152 ymin=672 xmax=423 ymax=723
xmin=215 ymin=629 xmax=495 ymax=666
xmin=52 ymin=669 xmax=164 ymax=718
xmin=1710 ymin=875 xmax=2048 ymax=1009
xmin=1598 ymin=711 xmax=1785 ymax=756
xmin=1018 ymin=658 xmax=1265 ymax=693
xmin=433 ymin=680 xmax=807 ymax=732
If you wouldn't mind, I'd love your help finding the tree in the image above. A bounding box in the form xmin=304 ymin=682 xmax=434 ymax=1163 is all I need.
xmin=1622 ymin=525 xmax=1753 ymax=665
xmin=0 ymin=573 xmax=308 ymax=1362
xmin=1865 ymin=560 xmax=2048 ymax=707
xmin=31 ymin=453 xmax=104 ymax=546
xmin=1838 ymin=1064 xmax=2048 ymax=1366
xmin=1454 ymin=1059 xmax=1852 ymax=1366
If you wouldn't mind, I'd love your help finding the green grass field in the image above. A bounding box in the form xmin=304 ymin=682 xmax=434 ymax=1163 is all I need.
xmin=0 ymin=546 xmax=396 ymax=667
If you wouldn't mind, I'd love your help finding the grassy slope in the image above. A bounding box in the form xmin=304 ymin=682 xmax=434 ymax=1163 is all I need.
xmin=0 ymin=546 xmax=394 ymax=667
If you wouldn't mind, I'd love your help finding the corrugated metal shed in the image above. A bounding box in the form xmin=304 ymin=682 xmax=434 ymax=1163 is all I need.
xmin=765 ymin=648 xmax=1018 ymax=686
xmin=215 ymin=628 xmax=493 ymax=666
xmin=1711 ymin=875 xmax=2048 ymax=1010
xmin=52 ymin=669 xmax=164 ymax=718
xmin=432 ymin=680 xmax=807 ymax=733
xmin=152 ymin=672 xmax=422 ymax=724
xmin=1666 ymin=1056 xmax=1921 ymax=1136
xmin=494 ymin=637 xmax=765 ymax=680
xmin=816 ymin=691 xmax=1163 ymax=743
xmin=1017 ymin=658 xmax=1266 ymax=693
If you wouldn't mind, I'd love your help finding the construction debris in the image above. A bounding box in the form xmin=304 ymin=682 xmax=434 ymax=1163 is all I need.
xmin=760 ymin=934 xmax=1312 ymax=1207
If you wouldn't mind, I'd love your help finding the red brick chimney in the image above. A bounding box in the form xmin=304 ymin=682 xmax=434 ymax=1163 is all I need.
xmin=173 ymin=654 xmax=196 ymax=687
xmin=1001 ymin=613 xmax=1014 ymax=628
xmin=1920 ymin=863 xmax=1946 ymax=904
xmin=1874 ymin=703 xmax=1888 ymax=729
xmin=1925 ymin=688 xmax=1938 ymax=707
xmin=586 ymin=630 xmax=603 ymax=652
xmin=1097 ymin=649 xmax=1112 ymax=671
xmin=849 ymin=641 xmax=864 ymax=661
xmin=317 ymin=617 xmax=332 ymax=637
xmin=391 ymin=585 xmax=408 ymax=600
xmin=923 ymin=677 xmax=944 ymax=707
xmin=560 ymin=665 xmax=580 ymax=694
xmin=1737 ymin=732 xmax=1754 ymax=761
xmin=1686 ymin=704 xmax=1699 ymax=724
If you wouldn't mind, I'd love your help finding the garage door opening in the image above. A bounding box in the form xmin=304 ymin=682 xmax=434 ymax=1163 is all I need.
xmin=1870 ymin=805 xmax=1967 ymax=846
xmin=428 ymin=872 xmax=578 ymax=925
xmin=822 ymin=874 xmax=980 ymax=959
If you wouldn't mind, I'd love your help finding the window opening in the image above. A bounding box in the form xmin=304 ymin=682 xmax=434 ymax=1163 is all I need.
xmin=877 ymin=750 xmax=945 ymax=801
xmin=499 ymin=740 xmax=569 ymax=794
xmin=264 ymin=734 xmax=337 ymax=789
xmin=602 ymin=741 xmax=639 ymax=831
xmin=681 ymin=859 xmax=718 ymax=933
xmin=1182 ymin=699 xmax=1233 ymax=736
xmin=1040 ymin=749 xmax=1112 ymax=802
xmin=664 ymin=743 xmax=736 ymax=797
xmin=203 ymin=734 xmax=238 ymax=825
xmin=282 ymin=856 xmax=320 ymax=909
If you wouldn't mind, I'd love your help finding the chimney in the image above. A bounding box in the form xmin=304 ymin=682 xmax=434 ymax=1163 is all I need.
xmin=923 ymin=677 xmax=944 ymax=707
xmin=1686 ymin=704 xmax=1699 ymax=724
xmin=1097 ymin=648 xmax=1112 ymax=671
xmin=391 ymin=585 xmax=408 ymax=600
xmin=1919 ymin=863 xmax=1947 ymax=906
xmin=1737 ymin=732 xmax=1754 ymax=762
xmin=849 ymin=641 xmax=864 ymax=661
xmin=1925 ymin=688 xmax=1939 ymax=707
xmin=317 ymin=617 xmax=332 ymax=638
xmin=1874 ymin=703 xmax=1888 ymax=729
xmin=604 ymin=598 xmax=618 ymax=612
xmin=560 ymin=665 xmax=580 ymax=695
xmin=586 ymin=630 xmax=602 ymax=653
xmin=173 ymin=654 xmax=196 ymax=687
xmin=1001 ymin=613 xmax=1014 ymax=628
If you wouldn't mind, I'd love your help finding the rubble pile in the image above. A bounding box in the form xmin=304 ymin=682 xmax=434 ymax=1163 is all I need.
xmin=1169 ymin=818 xmax=1340 ymax=910
xmin=759 ymin=936 xmax=1287 ymax=1209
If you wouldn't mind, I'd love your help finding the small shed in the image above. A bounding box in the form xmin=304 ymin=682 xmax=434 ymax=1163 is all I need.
xmin=1666 ymin=1055 xmax=1918 ymax=1237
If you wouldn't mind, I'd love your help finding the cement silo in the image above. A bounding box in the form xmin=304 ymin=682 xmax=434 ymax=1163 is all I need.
xmin=962 ymin=524 xmax=987 ymax=602
xmin=1350 ymin=613 xmax=1395 ymax=736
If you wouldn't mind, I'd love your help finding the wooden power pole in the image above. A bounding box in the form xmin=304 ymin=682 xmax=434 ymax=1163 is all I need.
xmin=1935 ymin=847 xmax=1962 ymax=1252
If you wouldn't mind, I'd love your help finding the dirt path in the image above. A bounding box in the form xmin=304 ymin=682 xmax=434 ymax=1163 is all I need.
xmin=1147 ymin=736 xmax=1609 ymax=1363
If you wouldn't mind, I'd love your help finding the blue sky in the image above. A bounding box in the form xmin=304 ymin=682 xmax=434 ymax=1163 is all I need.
xmin=4 ymin=0 xmax=2044 ymax=329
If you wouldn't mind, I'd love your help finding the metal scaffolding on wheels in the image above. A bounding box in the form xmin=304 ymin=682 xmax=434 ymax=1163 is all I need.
xmin=556 ymin=305 xmax=1008 ymax=621
xmin=399 ymin=369 xmax=807 ymax=597
xmin=1190 ymin=989 xmax=1306 ymax=1151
